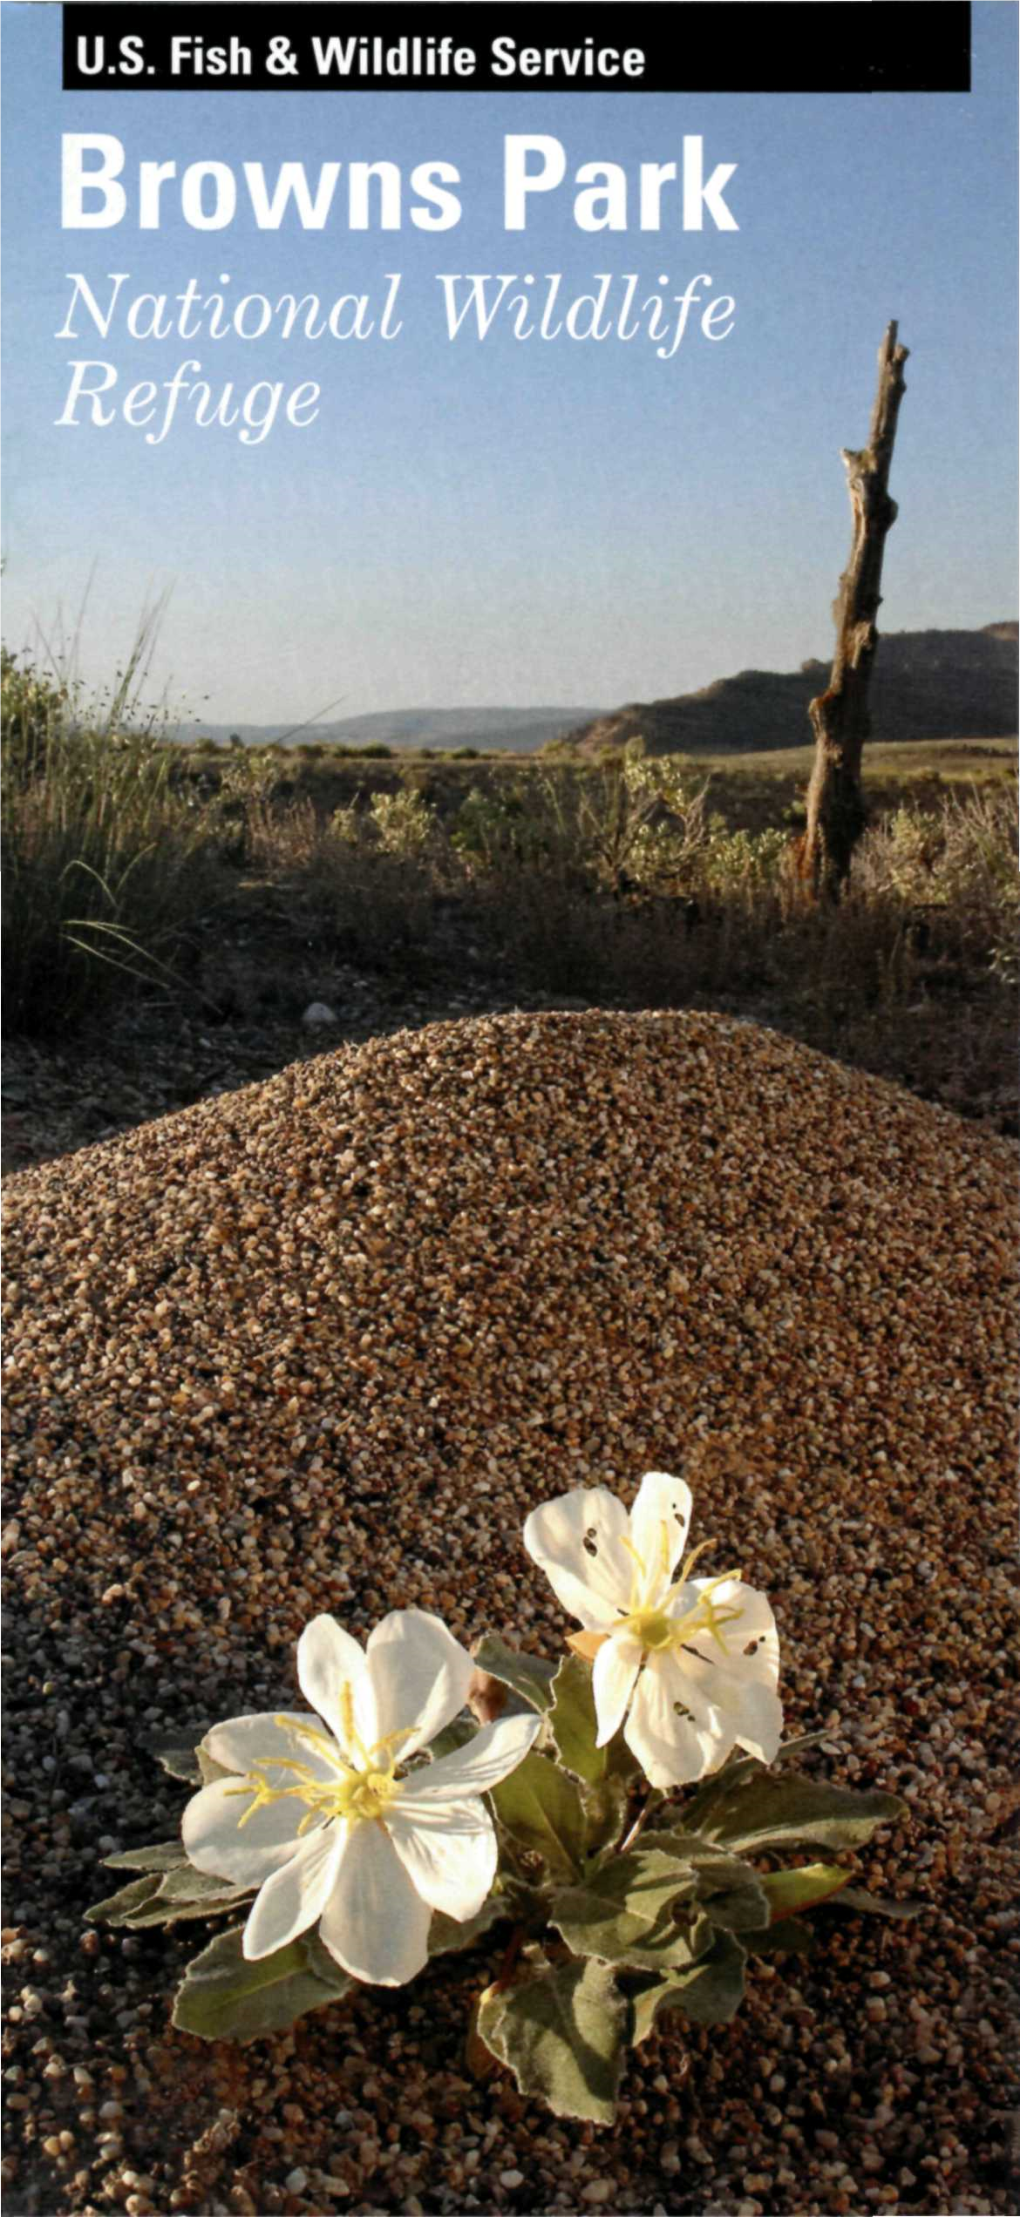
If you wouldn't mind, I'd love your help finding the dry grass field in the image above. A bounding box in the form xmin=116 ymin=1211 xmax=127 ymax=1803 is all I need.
xmin=3 ymin=646 xmax=1016 ymax=1162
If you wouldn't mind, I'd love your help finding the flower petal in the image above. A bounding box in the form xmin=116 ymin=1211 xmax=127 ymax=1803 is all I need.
xmin=182 ymin=1775 xmax=313 ymax=1885
xmin=318 ymin=1816 xmax=432 ymax=1986
xmin=397 ymin=1713 xmax=540 ymax=1805
xmin=365 ymin=1609 xmax=476 ymax=1763
xmin=523 ymin=1486 xmax=632 ymax=1627
xmin=386 ymin=1797 xmax=497 ymax=1919
xmin=592 ymin=1632 xmax=642 ymax=1747
xmin=624 ymin=1649 xmax=735 ymax=1789
xmin=685 ymin=1579 xmax=781 ymax=1685
xmin=297 ymin=1616 xmax=372 ymax=1754
xmin=629 ymin=1471 xmax=693 ymax=1594
xmin=661 ymin=1635 xmax=782 ymax=1762
xmin=713 ymin=1675 xmax=784 ymax=1765
xmin=242 ymin=1822 xmax=345 ymax=1960
xmin=653 ymin=1644 xmax=721 ymax=1730
xmin=203 ymin=1711 xmax=339 ymax=1786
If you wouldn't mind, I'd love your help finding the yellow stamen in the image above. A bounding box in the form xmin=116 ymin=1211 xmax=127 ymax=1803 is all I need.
xmin=658 ymin=1518 xmax=672 ymax=1581
xmin=618 ymin=1566 xmax=744 ymax=1663
xmin=274 ymin=1715 xmax=347 ymax=1768
xmin=617 ymin=1532 xmax=644 ymax=1611
xmin=622 ymin=1607 xmax=675 ymax=1653
xmin=225 ymin=1709 xmax=416 ymax=1837
xmin=677 ymin=1535 xmax=723 ymax=1586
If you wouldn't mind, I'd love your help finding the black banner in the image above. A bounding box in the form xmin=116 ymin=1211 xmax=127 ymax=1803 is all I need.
xmin=62 ymin=4 xmax=972 ymax=95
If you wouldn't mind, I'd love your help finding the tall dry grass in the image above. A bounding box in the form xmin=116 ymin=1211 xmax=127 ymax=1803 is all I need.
xmin=1 ymin=641 xmax=219 ymax=1032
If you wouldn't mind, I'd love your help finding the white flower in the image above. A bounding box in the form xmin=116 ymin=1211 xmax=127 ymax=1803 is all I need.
xmin=182 ymin=1609 xmax=540 ymax=1986
xmin=523 ymin=1471 xmax=781 ymax=1789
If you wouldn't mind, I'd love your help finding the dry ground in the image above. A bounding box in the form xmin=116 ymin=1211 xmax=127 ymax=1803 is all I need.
xmin=3 ymin=1010 xmax=1017 ymax=2215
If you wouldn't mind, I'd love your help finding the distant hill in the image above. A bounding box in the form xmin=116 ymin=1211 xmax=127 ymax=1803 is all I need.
xmin=187 ymin=706 xmax=601 ymax=753
xmin=560 ymin=625 xmax=1018 ymax=758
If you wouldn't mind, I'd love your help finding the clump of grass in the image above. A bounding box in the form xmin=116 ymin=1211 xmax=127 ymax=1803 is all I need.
xmin=2 ymin=635 xmax=219 ymax=1034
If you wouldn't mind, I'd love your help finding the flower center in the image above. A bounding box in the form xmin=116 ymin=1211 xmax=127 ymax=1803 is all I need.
xmin=619 ymin=1569 xmax=745 ymax=1660
xmin=224 ymin=1689 xmax=410 ymax=1837
xmin=338 ymin=1768 xmax=397 ymax=1822
xmin=624 ymin=1608 xmax=675 ymax=1652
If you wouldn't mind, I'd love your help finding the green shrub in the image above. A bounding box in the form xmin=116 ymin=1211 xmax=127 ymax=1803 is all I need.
xmin=857 ymin=785 xmax=1018 ymax=940
xmin=0 ymin=649 xmax=70 ymax=786
xmin=699 ymin=823 xmax=790 ymax=896
xmin=453 ymin=783 xmax=544 ymax=873
xmin=368 ymin=787 xmax=436 ymax=857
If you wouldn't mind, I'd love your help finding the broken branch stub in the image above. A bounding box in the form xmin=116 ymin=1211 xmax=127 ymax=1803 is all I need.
xmin=800 ymin=323 xmax=909 ymax=898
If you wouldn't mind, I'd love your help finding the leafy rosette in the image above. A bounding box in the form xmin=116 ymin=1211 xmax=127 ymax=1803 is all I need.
xmin=88 ymin=1471 xmax=913 ymax=2119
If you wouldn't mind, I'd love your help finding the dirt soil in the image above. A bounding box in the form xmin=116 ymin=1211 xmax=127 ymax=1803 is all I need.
xmin=3 ymin=1009 xmax=1017 ymax=2215
xmin=1 ymin=970 xmax=564 ymax=1176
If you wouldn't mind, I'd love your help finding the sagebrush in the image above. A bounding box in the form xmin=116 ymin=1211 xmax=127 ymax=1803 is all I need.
xmin=3 ymin=665 xmax=1015 ymax=1124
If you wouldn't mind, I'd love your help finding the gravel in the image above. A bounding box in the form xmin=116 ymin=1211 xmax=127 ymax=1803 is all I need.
xmin=3 ymin=1008 xmax=1017 ymax=2215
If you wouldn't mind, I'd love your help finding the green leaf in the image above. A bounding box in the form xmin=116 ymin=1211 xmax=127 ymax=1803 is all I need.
xmin=473 ymin=1634 xmax=557 ymax=1715
xmin=428 ymin=1715 xmax=478 ymax=1761
xmin=198 ymin=1746 xmax=231 ymax=1785
xmin=489 ymin=1749 xmax=587 ymax=1877
xmin=126 ymin=1889 xmax=255 ymax=1929
xmin=172 ymin=1926 xmax=352 ymax=2043
xmin=657 ymin=1929 xmax=747 ymax=2024
xmin=640 ymin=1831 xmax=769 ymax=1933
xmin=682 ymin=1745 xmax=770 ymax=1826
xmin=689 ymin=1771 xmax=906 ymax=1855
xmin=821 ymin=1885 xmax=924 ymax=1921
xmin=549 ymin=1654 xmax=607 ymax=1784
xmin=551 ymin=1849 xmax=712 ymax=1971
xmin=547 ymin=1658 xmax=638 ymax=1812
xmin=745 ymin=1916 xmax=815 ymax=1957
xmin=774 ymin=1731 xmax=840 ymax=1766
xmin=86 ymin=1873 xmax=164 ymax=1926
xmin=681 ymin=1734 xmax=837 ymax=1831
xmin=104 ymin=1840 xmax=189 ymax=1873
xmin=88 ymin=1862 xmax=253 ymax=1930
xmin=121 ymin=1882 xmax=255 ymax=1929
xmin=300 ymin=1929 xmax=361 ymax=1989
xmin=580 ymin=1773 xmax=631 ymax=1858
xmin=760 ymin=1864 xmax=850 ymax=1919
xmin=150 ymin=1738 xmax=231 ymax=1786
xmin=152 ymin=1743 xmax=204 ymax=1785
xmin=153 ymin=1864 xmax=256 ymax=1909
xmin=629 ymin=1930 xmax=747 ymax=2044
xmin=427 ymin=1897 xmax=507 ymax=1958
xmin=466 ymin=1987 xmax=503 ymax=2082
xmin=478 ymin=1957 xmax=627 ymax=2123
xmin=693 ymin=1864 xmax=770 ymax=1934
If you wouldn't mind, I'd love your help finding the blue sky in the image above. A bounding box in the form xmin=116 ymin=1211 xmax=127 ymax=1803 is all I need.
xmin=1 ymin=3 xmax=1017 ymax=725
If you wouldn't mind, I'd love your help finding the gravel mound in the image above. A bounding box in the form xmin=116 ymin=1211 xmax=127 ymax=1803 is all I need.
xmin=3 ymin=1009 xmax=1017 ymax=2215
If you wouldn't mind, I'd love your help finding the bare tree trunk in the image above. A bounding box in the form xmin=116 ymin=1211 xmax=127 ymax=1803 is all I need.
xmin=800 ymin=322 xmax=909 ymax=900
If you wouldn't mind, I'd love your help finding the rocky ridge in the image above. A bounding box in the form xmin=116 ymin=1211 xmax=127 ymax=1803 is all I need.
xmin=563 ymin=625 xmax=1019 ymax=757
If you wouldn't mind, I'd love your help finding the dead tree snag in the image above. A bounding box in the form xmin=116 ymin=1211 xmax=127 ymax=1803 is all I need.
xmin=800 ymin=322 xmax=909 ymax=899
